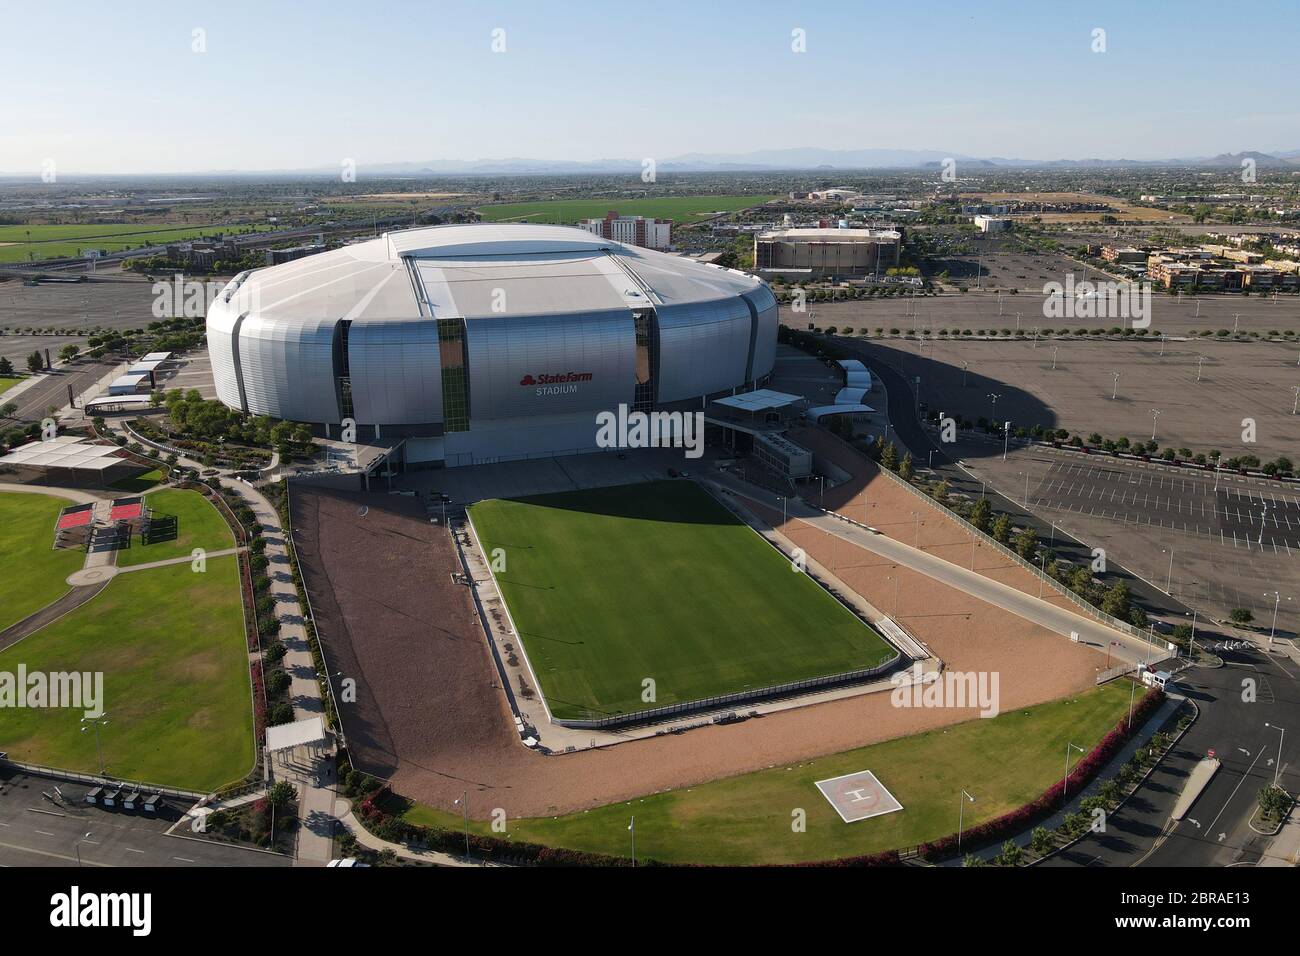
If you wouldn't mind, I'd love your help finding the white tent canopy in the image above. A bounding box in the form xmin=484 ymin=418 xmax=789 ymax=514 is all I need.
xmin=265 ymin=716 xmax=328 ymax=754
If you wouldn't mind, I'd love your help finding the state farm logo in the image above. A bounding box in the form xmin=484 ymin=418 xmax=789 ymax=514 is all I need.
xmin=519 ymin=371 xmax=593 ymax=386
xmin=521 ymin=371 xmax=593 ymax=395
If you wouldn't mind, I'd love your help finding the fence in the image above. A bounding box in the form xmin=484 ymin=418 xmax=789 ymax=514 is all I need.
xmin=1 ymin=755 xmax=208 ymax=801
xmin=554 ymin=658 xmax=902 ymax=730
xmin=811 ymin=424 xmax=1164 ymax=654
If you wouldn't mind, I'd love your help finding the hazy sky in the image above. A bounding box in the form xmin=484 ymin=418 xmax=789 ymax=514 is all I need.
xmin=3 ymin=0 xmax=1298 ymax=174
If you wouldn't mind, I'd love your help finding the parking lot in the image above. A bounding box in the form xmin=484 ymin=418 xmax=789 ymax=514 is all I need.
xmin=961 ymin=445 xmax=1300 ymax=639
xmin=0 ymin=769 xmax=285 ymax=867
xmin=0 ymin=273 xmax=159 ymax=366
xmin=1031 ymin=457 xmax=1300 ymax=552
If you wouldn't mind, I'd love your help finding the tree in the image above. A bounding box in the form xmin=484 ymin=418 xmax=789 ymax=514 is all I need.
xmin=898 ymin=452 xmax=914 ymax=481
xmin=268 ymin=780 xmax=296 ymax=812
xmin=1099 ymin=581 xmax=1132 ymax=619
xmin=1229 ymin=607 xmax=1254 ymax=626
xmin=991 ymin=513 xmax=1013 ymax=544
xmin=58 ymin=343 xmax=80 ymax=363
xmin=880 ymin=441 xmax=899 ymax=471
xmin=0 ymin=355 xmax=13 ymax=377
xmin=0 ymin=401 xmax=16 ymax=421
xmin=26 ymin=351 xmax=43 ymax=373
xmin=1013 ymin=526 xmax=1037 ymax=559
xmin=996 ymin=840 xmax=1024 ymax=866
xmin=969 ymin=497 xmax=992 ymax=532
xmin=1030 ymin=826 xmax=1053 ymax=855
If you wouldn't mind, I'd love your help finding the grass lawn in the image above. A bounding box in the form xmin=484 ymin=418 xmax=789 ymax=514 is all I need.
xmin=468 ymin=481 xmax=895 ymax=721
xmin=115 ymin=487 xmax=233 ymax=568
xmin=0 ymin=555 xmax=254 ymax=790
xmin=0 ymin=224 xmax=275 ymax=264
xmin=109 ymin=468 xmax=165 ymax=494
xmin=392 ymin=681 xmax=1131 ymax=864
xmin=473 ymin=195 xmax=780 ymax=227
xmin=0 ymin=492 xmax=87 ymax=632
xmin=0 ymin=375 xmax=24 ymax=396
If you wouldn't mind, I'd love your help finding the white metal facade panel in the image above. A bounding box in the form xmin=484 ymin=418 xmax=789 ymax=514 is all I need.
xmin=348 ymin=318 xmax=443 ymax=426
xmin=237 ymin=314 xmax=339 ymax=422
xmin=655 ymin=296 xmax=752 ymax=401
xmin=464 ymin=310 xmax=635 ymax=422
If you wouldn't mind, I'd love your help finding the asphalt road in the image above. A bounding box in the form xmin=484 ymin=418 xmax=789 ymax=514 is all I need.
xmin=4 ymin=357 xmax=117 ymax=422
xmin=0 ymin=772 xmax=288 ymax=868
xmin=1041 ymin=645 xmax=1300 ymax=867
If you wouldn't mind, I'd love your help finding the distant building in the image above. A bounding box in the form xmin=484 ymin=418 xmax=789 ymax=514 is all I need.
xmin=753 ymin=226 xmax=901 ymax=278
xmin=1101 ymin=245 xmax=1147 ymax=264
xmin=577 ymin=212 xmax=671 ymax=250
xmin=265 ymin=242 xmax=326 ymax=266
xmin=973 ymin=215 xmax=1011 ymax=233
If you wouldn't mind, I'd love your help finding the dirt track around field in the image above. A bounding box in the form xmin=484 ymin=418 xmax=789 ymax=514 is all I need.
xmin=291 ymin=478 xmax=1107 ymax=820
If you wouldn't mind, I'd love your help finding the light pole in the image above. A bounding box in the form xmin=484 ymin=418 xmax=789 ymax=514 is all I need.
xmin=1150 ymin=408 xmax=1160 ymax=442
xmin=961 ymin=361 xmax=969 ymax=387
xmin=1292 ymin=386 xmax=1300 ymax=416
xmin=1063 ymin=742 xmax=1086 ymax=801
xmin=1002 ymin=420 xmax=1011 ymax=460
xmin=1265 ymin=591 xmax=1286 ymax=647
xmin=80 ymin=714 xmax=109 ymax=776
xmin=1197 ymin=355 xmax=1205 ymax=381
xmin=1051 ymin=345 xmax=1059 ymax=370
xmin=1163 ymin=547 xmax=1174 ymax=594
xmin=1111 ymin=370 xmax=1121 ymax=400
xmin=74 ymin=831 xmax=93 ymax=868
xmin=628 ymin=816 xmax=636 ymax=867
xmin=988 ymin=392 xmax=1001 ymax=425
xmin=453 ymin=791 xmax=470 ymax=860
xmin=1127 ymin=674 xmax=1137 ymax=730
xmin=912 ymin=511 xmax=920 ymax=548
xmin=1160 ymin=332 xmax=1167 ymax=357
xmin=1264 ymin=724 xmax=1286 ymax=788
xmin=1233 ymin=312 xmax=1240 ymax=334
xmin=957 ymin=789 xmax=976 ymax=854
xmin=1259 ymin=506 xmax=1269 ymax=547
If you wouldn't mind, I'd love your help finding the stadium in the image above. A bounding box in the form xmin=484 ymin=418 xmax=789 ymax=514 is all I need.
xmin=205 ymin=223 xmax=778 ymax=467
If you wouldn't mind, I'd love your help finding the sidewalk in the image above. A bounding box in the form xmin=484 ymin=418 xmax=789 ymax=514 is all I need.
xmin=940 ymin=688 xmax=1186 ymax=865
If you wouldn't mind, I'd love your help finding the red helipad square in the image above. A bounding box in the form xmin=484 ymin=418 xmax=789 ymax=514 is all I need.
xmin=815 ymin=770 xmax=904 ymax=823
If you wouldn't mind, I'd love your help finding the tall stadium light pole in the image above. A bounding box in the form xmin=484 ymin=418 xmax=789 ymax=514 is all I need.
xmin=1265 ymin=724 xmax=1286 ymax=788
xmin=1127 ymin=674 xmax=1138 ymax=731
xmin=80 ymin=714 xmax=109 ymax=776
xmin=1003 ymin=421 xmax=1011 ymax=460
xmin=1062 ymin=742 xmax=1086 ymax=802
xmin=1197 ymin=355 xmax=1205 ymax=381
xmin=1051 ymin=345 xmax=1059 ymax=370
xmin=1111 ymin=370 xmax=1121 ymax=399
xmin=1150 ymin=408 xmax=1160 ymax=442
xmin=453 ymin=791 xmax=470 ymax=860
xmin=957 ymin=789 xmax=976 ymax=854
xmin=628 ymin=816 xmax=636 ymax=867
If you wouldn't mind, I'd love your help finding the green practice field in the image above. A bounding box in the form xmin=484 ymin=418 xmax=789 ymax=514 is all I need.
xmin=0 ymin=376 xmax=23 ymax=396
xmin=0 ymin=492 xmax=86 ymax=632
xmin=0 ymin=555 xmax=254 ymax=790
xmin=394 ymin=681 xmax=1133 ymax=865
xmin=468 ymin=481 xmax=896 ymax=721
xmin=473 ymin=195 xmax=779 ymax=227
xmin=0 ymin=223 xmax=274 ymax=264
xmin=116 ymin=487 xmax=234 ymax=568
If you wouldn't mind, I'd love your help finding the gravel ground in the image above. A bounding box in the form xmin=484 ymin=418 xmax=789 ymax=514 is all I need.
xmin=291 ymin=469 xmax=1107 ymax=820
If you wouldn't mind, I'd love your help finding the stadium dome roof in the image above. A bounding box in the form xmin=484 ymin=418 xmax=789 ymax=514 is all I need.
xmin=213 ymin=223 xmax=765 ymax=325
